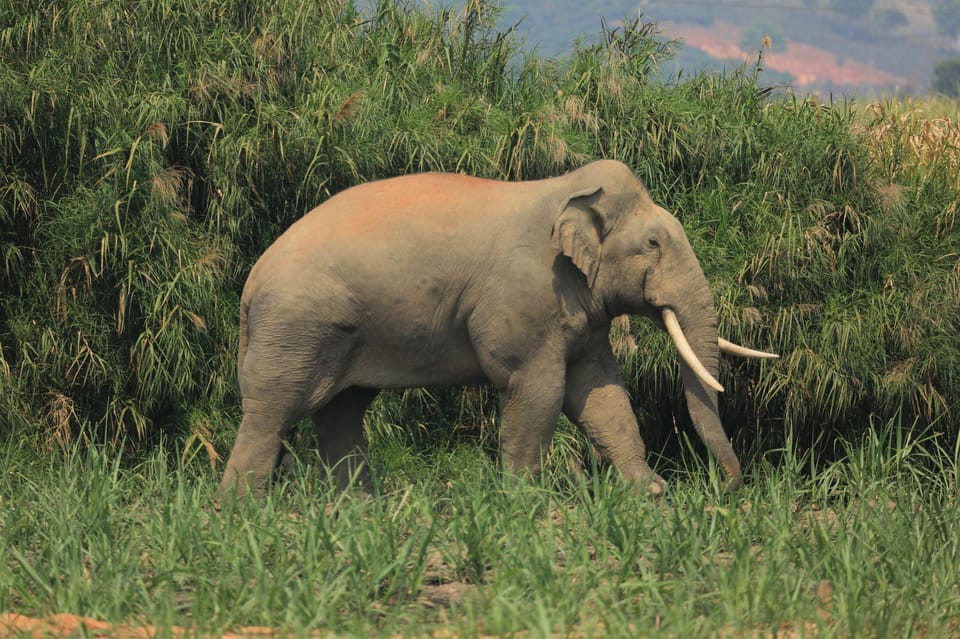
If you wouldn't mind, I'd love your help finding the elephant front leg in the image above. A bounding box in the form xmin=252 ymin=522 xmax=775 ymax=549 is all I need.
xmin=496 ymin=364 xmax=566 ymax=478
xmin=564 ymin=346 xmax=666 ymax=496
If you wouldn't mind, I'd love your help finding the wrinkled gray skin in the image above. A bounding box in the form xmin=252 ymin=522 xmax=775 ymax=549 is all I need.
xmin=220 ymin=160 xmax=744 ymax=498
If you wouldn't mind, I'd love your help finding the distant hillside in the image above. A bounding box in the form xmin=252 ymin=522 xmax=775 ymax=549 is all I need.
xmin=497 ymin=0 xmax=959 ymax=95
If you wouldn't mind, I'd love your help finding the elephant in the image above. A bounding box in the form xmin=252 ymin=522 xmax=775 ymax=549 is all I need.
xmin=219 ymin=159 xmax=776 ymax=498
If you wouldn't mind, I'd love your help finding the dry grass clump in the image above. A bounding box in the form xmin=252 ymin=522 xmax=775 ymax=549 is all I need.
xmin=857 ymin=98 xmax=960 ymax=186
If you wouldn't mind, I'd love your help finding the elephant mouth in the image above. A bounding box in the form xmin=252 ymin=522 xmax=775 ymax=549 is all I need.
xmin=661 ymin=309 xmax=779 ymax=393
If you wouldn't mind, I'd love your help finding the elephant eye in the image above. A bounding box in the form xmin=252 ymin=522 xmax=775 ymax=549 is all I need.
xmin=648 ymin=238 xmax=660 ymax=249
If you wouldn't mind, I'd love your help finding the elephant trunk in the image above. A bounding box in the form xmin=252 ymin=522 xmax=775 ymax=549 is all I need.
xmin=663 ymin=268 xmax=742 ymax=490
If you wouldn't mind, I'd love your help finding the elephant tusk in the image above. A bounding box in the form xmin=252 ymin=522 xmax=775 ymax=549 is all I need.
xmin=718 ymin=338 xmax=779 ymax=359
xmin=662 ymin=309 xmax=725 ymax=393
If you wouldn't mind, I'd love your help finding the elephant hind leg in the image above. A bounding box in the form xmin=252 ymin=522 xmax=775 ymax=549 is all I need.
xmin=220 ymin=346 xmax=347 ymax=499
xmin=309 ymin=387 xmax=379 ymax=490
xmin=219 ymin=396 xmax=301 ymax=499
xmin=221 ymin=297 xmax=368 ymax=498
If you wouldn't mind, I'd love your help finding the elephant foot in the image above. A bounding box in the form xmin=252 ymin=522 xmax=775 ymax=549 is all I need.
xmin=619 ymin=463 xmax=667 ymax=498
xmin=279 ymin=446 xmax=298 ymax=476
xmin=645 ymin=472 xmax=667 ymax=498
xmin=317 ymin=453 xmax=372 ymax=494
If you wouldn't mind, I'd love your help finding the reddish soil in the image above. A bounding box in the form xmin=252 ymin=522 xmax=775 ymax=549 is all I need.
xmin=0 ymin=612 xmax=829 ymax=638
xmin=0 ymin=614 xmax=298 ymax=638
xmin=0 ymin=554 xmax=481 ymax=637
xmin=662 ymin=20 xmax=908 ymax=89
xmin=0 ymin=612 xmax=485 ymax=638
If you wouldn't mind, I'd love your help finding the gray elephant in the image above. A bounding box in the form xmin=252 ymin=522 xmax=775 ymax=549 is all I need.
xmin=220 ymin=159 xmax=776 ymax=498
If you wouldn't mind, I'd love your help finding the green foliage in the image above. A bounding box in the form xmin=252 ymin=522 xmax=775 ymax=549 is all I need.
xmin=0 ymin=0 xmax=958 ymax=467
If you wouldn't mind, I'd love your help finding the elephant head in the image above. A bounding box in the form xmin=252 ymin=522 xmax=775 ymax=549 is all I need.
xmin=554 ymin=160 xmax=776 ymax=488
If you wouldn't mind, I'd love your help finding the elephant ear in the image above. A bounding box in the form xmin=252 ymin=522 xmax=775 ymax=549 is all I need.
xmin=552 ymin=186 xmax=604 ymax=287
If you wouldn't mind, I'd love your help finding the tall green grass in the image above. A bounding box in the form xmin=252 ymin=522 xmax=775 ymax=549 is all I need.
xmin=2 ymin=423 xmax=958 ymax=636
xmin=1 ymin=0 xmax=958 ymax=464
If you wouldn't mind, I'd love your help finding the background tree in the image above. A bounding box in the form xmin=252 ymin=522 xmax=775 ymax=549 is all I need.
xmin=830 ymin=0 xmax=875 ymax=18
xmin=877 ymin=9 xmax=908 ymax=30
xmin=932 ymin=0 xmax=960 ymax=40
xmin=933 ymin=57 xmax=960 ymax=96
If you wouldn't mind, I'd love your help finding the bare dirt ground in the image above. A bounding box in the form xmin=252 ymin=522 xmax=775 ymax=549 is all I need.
xmin=0 ymin=612 xmax=829 ymax=638
xmin=0 ymin=613 xmax=282 ymax=638
xmin=0 ymin=583 xmax=478 ymax=638
xmin=0 ymin=612 xmax=493 ymax=639
xmin=661 ymin=20 xmax=908 ymax=90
